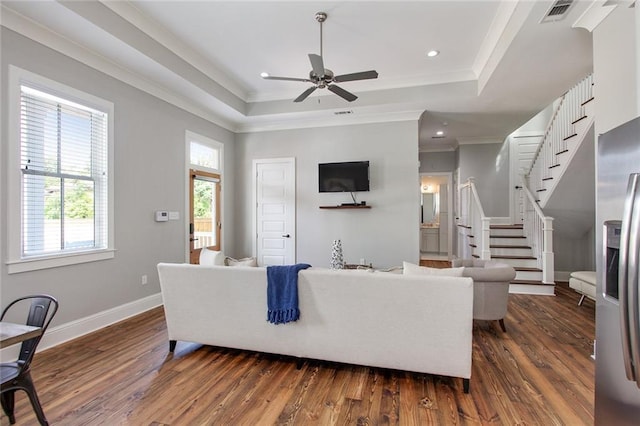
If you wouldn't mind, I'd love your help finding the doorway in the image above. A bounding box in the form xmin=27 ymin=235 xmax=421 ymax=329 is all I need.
xmin=189 ymin=169 xmax=221 ymax=264
xmin=419 ymin=172 xmax=453 ymax=261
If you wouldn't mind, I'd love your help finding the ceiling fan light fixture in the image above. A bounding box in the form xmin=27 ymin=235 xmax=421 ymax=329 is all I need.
xmin=260 ymin=11 xmax=378 ymax=103
xmin=427 ymin=50 xmax=440 ymax=58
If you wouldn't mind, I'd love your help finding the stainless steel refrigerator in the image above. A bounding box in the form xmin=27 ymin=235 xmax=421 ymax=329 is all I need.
xmin=596 ymin=116 xmax=640 ymax=424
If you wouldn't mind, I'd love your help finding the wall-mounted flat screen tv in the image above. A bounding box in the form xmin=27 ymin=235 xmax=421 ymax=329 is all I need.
xmin=319 ymin=161 xmax=370 ymax=192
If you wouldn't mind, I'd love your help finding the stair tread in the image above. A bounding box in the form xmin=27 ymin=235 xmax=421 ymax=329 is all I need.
xmin=514 ymin=267 xmax=542 ymax=272
xmin=511 ymin=279 xmax=555 ymax=286
xmin=572 ymin=115 xmax=588 ymax=125
xmin=581 ymin=97 xmax=594 ymax=106
xmin=490 ymin=245 xmax=531 ymax=249
xmin=491 ymin=235 xmax=526 ymax=239
xmin=490 ymin=224 xmax=523 ymax=229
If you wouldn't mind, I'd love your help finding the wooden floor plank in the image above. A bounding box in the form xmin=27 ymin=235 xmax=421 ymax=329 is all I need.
xmin=1 ymin=282 xmax=595 ymax=425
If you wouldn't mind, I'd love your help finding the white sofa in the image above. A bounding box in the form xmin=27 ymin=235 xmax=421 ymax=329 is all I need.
xmin=157 ymin=263 xmax=474 ymax=392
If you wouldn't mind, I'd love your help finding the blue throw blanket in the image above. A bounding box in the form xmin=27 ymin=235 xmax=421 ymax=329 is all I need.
xmin=266 ymin=263 xmax=311 ymax=324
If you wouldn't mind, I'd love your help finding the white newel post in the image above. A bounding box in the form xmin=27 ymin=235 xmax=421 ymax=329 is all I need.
xmin=481 ymin=217 xmax=492 ymax=260
xmin=542 ymin=217 xmax=554 ymax=284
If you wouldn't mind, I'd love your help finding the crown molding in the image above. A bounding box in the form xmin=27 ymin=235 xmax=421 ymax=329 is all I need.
xmin=475 ymin=1 xmax=536 ymax=95
xmin=237 ymin=109 xmax=423 ymax=134
xmin=457 ymin=136 xmax=503 ymax=145
xmin=0 ymin=5 xmax=239 ymax=132
xmin=572 ymin=0 xmax=618 ymax=32
xmin=102 ymin=0 xmax=248 ymax=101
xmin=1 ymin=3 xmax=430 ymax=137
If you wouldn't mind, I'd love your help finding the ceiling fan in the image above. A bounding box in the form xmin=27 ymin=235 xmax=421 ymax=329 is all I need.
xmin=261 ymin=11 xmax=378 ymax=103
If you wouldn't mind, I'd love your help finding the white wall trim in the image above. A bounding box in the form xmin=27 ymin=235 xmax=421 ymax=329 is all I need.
xmin=0 ymin=293 xmax=163 ymax=362
xmin=237 ymin=110 xmax=424 ymax=134
xmin=0 ymin=6 xmax=237 ymax=132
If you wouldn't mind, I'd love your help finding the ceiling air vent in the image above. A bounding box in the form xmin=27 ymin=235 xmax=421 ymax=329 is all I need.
xmin=540 ymin=0 xmax=574 ymax=23
xmin=334 ymin=110 xmax=353 ymax=116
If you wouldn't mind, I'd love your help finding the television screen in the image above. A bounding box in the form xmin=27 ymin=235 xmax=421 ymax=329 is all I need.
xmin=319 ymin=161 xmax=370 ymax=192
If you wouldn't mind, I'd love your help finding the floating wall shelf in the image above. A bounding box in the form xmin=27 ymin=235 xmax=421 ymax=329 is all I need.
xmin=319 ymin=205 xmax=371 ymax=210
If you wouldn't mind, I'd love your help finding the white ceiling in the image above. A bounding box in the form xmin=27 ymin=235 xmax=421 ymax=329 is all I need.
xmin=1 ymin=0 xmax=594 ymax=151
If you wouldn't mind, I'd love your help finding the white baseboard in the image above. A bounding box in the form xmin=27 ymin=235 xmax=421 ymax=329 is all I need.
xmin=1 ymin=293 xmax=162 ymax=362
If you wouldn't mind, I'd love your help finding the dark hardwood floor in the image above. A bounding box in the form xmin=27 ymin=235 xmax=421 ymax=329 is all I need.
xmin=2 ymin=280 xmax=595 ymax=425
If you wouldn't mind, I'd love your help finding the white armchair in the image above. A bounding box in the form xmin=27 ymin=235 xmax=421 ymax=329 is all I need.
xmin=452 ymin=259 xmax=517 ymax=332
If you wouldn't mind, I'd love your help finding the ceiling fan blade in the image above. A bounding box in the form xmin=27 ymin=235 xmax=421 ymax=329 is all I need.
xmin=308 ymin=54 xmax=325 ymax=77
xmin=262 ymin=75 xmax=312 ymax=83
xmin=327 ymin=84 xmax=357 ymax=102
xmin=294 ymin=86 xmax=317 ymax=103
xmin=334 ymin=70 xmax=379 ymax=83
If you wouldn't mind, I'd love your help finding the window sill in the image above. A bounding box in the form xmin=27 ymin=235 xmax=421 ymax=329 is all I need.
xmin=7 ymin=249 xmax=115 ymax=274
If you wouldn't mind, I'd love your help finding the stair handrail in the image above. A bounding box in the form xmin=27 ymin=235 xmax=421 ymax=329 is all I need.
xmin=524 ymin=74 xmax=594 ymax=204
xmin=458 ymin=177 xmax=491 ymax=260
xmin=519 ymin=178 xmax=555 ymax=284
xmin=526 ymin=95 xmax=565 ymax=177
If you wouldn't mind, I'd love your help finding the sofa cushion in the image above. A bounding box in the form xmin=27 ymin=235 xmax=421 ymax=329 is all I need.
xmin=225 ymin=256 xmax=258 ymax=267
xmin=570 ymin=270 xmax=596 ymax=284
xmin=402 ymin=261 xmax=464 ymax=277
xmin=199 ymin=247 xmax=225 ymax=266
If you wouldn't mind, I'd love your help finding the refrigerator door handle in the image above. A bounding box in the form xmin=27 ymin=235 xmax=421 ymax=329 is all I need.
xmin=620 ymin=173 xmax=640 ymax=384
xmin=630 ymin=193 xmax=640 ymax=388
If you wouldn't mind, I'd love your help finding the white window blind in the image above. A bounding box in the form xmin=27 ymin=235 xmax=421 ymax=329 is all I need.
xmin=20 ymin=85 xmax=109 ymax=257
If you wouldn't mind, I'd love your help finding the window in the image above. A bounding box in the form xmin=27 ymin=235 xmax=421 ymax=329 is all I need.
xmin=188 ymin=131 xmax=221 ymax=173
xmin=190 ymin=141 xmax=220 ymax=171
xmin=8 ymin=67 xmax=114 ymax=273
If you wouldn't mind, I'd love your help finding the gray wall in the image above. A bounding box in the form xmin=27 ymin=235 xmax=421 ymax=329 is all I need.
xmin=457 ymin=142 xmax=510 ymax=217
xmin=1 ymin=29 xmax=235 ymax=326
xmin=235 ymin=121 xmax=420 ymax=269
xmin=419 ymin=151 xmax=456 ymax=173
xmin=553 ymin=228 xmax=595 ymax=273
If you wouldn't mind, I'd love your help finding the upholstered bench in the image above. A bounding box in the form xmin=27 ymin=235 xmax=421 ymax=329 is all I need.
xmin=569 ymin=271 xmax=596 ymax=306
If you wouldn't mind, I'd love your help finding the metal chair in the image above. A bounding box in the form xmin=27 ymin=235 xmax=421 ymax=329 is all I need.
xmin=1 ymin=295 xmax=58 ymax=425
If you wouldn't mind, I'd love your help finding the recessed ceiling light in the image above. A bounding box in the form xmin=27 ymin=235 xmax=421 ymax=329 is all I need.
xmin=260 ymin=72 xmax=269 ymax=78
xmin=436 ymin=130 xmax=444 ymax=136
xmin=427 ymin=50 xmax=439 ymax=57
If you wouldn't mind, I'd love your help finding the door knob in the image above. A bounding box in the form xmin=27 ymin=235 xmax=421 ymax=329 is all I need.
xmin=282 ymin=234 xmax=290 ymax=238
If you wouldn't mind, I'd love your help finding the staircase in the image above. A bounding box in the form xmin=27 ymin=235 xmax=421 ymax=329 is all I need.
xmin=460 ymin=179 xmax=555 ymax=295
xmin=458 ymin=74 xmax=594 ymax=296
xmin=466 ymin=223 xmax=554 ymax=295
xmin=487 ymin=224 xmax=555 ymax=295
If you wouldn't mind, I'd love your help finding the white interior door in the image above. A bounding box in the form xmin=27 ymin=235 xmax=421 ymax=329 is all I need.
xmin=254 ymin=158 xmax=296 ymax=266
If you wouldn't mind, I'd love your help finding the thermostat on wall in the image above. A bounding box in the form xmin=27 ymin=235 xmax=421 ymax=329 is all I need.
xmin=155 ymin=211 xmax=169 ymax=222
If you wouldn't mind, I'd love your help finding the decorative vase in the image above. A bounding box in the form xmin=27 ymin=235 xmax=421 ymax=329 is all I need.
xmin=330 ymin=239 xmax=344 ymax=269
